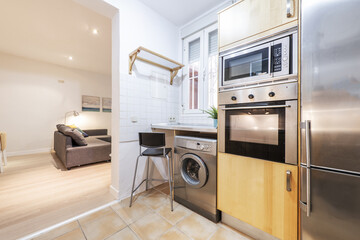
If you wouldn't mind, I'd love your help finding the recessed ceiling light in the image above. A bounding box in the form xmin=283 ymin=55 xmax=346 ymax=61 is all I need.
xmin=92 ymin=29 xmax=98 ymax=35
xmin=68 ymin=56 xmax=73 ymax=61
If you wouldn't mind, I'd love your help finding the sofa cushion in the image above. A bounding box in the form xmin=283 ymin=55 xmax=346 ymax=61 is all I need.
xmin=56 ymin=124 xmax=87 ymax=146
xmin=83 ymin=129 xmax=108 ymax=136
xmin=57 ymin=124 xmax=71 ymax=133
xmin=70 ymin=129 xmax=88 ymax=146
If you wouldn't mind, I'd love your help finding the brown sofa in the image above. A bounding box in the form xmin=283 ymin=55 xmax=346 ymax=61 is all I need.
xmin=54 ymin=129 xmax=111 ymax=169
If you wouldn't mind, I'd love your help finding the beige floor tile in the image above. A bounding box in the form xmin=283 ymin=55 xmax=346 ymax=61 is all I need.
xmin=158 ymin=186 xmax=170 ymax=195
xmin=156 ymin=204 xmax=191 ymax=225
xmin=130 ymin=213 xmax=172 ymax=240
xmin=159 ymin=227 xmax=190 ymax=240
xmin=106 ymin=227 xmax=139 ymax=240
xmin=154 ymin=183 xmax=168 ymax=191
xmin=137 ymin=188 xmax=158 ymax=198
xmin=78 ymin=207 xmax=113 ymax=225
xmin=209 ymin=226 xmax=250 ymax=240
xmin=54 ymin=228 xmax=86 ymax=240
xmin=176 ymin=213 xmax=218 ymax=240
xmin=80 ymin=210 xmax=127 ymax=240
xmin=111 ymin=200 xmax=153 ymax=224
xmin=154 ymin=183 xmax=170 ymax=194
xmin=138 ymin=191 xmax=170 ymax=210
xmin=32 ymin=221 xmax=79 ymax=240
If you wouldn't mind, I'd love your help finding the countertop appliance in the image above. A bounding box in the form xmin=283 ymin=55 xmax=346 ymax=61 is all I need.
xmin=174 ymin=136 xmax=219 ymax=222
xmin=219 ymin=29 xmax=297 ymax=90
xmin=218 ymin=82 xmax=298 ymax=165
xmin=300 ymin=0 xmax=360 ymax=239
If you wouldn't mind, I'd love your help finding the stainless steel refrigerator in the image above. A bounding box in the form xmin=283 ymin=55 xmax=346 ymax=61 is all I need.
xmin=300 ymin=0 xmax=360 ymax=239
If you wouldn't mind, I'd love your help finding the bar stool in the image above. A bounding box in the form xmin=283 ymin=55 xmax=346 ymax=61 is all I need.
xmin=0 ymin=132 xmax=7 ymax=173
xmin=129 ymin=132 xmax=174 ymax=211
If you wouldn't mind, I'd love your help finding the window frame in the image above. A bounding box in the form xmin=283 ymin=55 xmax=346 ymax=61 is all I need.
xmin=182 ymin=30 xmax=204 ymax=114
xmin=204 ymin=24 xmax=218 ymax=110
xmin=181 ymin=23 xmax=218 ymax=115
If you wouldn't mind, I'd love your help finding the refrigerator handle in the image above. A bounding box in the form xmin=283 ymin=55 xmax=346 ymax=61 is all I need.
xmin=305 ymin=120 xmax=311 ymax=167
xmin=306 ymin=168 xmax=311 ymax=216
xmin=305 ymin=120 xmax=311 ymax=216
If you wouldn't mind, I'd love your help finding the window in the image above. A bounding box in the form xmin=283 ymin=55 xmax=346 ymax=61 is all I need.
xmin=182 ymin=24 xmax=218 ymax=114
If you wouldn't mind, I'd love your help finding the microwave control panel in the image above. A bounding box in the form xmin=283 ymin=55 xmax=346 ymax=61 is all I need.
xmin=273 ymin=43 xmax=282 ymax=72
xmin=272 ymin=36 xmax=290 ymax=76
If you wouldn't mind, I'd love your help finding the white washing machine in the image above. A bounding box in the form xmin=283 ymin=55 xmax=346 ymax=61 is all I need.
xmin=174 ymin=136 xmax=220 ymax=222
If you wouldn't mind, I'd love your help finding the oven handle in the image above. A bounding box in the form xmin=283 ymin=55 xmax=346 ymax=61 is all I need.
xmin=221 ymin=104 xmax=291 ymax=110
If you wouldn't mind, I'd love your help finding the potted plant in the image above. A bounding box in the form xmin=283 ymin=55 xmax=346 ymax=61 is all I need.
xmin=204 ymin=106 xmax=218 ymax=127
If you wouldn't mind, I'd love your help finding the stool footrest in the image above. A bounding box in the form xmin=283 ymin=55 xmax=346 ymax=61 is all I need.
xmin=132 ymin=179 xmax=147 ymax=194
xmin=149 ymin=178 xmax=170 ymax=182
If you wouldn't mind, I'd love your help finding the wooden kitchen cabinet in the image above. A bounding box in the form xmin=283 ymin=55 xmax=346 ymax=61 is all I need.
xmin=218 ymin=0 xmax=298 ymax=51
xmin=218 ymin=152 xmax=298 ymax=240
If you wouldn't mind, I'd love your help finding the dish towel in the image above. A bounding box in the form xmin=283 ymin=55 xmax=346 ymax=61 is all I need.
xmin=0 ymin=132 xmax=7 ymax=173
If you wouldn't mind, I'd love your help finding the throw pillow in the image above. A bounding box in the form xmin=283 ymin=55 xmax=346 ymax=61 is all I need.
xmin=70 ymin=129 xmax=88 ymax=146
xmin=76 ymin=128 xmax=89 ymax=138
xmin=65 ymin=125 xmax=89 ymax=138
xmin=57 ymin=124 xmax=72 ymax=133
xmin=56 ymin=124 xmax=87 ymax=146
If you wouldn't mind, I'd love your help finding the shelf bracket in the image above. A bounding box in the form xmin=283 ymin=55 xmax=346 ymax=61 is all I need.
xmin=129 ymin=51 xmax=138 ymax=75
xmin=170 ymin=69 xmax=179 ymax=85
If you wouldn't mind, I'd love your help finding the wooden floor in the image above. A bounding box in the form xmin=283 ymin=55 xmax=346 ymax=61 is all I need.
xmin=0 ymin=152 xmax=115 ymax=240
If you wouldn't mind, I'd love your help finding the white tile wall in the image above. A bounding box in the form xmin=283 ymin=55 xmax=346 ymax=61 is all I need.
xmin=179 ymin=114 xmax=213 ymax=125
xmin=119 ymin=70 xmax=180 ymax=142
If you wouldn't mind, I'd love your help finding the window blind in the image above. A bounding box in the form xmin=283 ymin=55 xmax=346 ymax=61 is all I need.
xmin=208 ymin=30 xmax=218 ymax=55
xmin=189 ymin=38 xmax=200 ymax=62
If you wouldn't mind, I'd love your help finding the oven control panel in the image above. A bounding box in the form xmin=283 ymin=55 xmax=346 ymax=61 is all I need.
xmin=220 ymin=82 xmax=298 ymax=105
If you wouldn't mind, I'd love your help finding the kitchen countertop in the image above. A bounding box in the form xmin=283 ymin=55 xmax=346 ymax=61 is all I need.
xmin=151 ymin=123 xmax=217 ymax=133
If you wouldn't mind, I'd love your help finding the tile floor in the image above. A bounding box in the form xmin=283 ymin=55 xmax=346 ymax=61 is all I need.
xmin=32 ymin=184 xmax=252 ymax=240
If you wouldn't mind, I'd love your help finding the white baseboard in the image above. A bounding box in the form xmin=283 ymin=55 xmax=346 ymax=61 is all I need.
xmin=109 ymin=185 xmax=120 ymax=199
xmin=7 ymin=148 xmax=51 ymax=157
xmin=20 ymin=199 xmax=120 ymax=240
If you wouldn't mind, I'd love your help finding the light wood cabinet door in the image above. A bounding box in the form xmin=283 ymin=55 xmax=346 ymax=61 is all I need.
xmin=219 ymin=0 xmax=298 ymax=51
xmin=218 ymin=152 xmax=298 ymax=240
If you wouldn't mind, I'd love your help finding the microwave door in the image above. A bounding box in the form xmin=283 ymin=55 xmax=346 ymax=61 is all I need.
xmin=222 ymin=42 xmax=272 ymax=87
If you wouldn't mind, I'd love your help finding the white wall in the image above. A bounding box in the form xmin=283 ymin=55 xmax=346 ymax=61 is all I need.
xmin=103 ymin=0 xmax=180 ymax=199
xmin=0 ymin=52 xmax=112 ymax=155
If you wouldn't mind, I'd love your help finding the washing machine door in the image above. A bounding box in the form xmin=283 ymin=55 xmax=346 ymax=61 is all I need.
xmin=179 ymin=153 xmax=208 ymax=189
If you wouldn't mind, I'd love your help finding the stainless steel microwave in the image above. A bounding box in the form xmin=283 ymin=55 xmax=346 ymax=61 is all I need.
xmin=219 ymin=31 xmax=297 ymax=89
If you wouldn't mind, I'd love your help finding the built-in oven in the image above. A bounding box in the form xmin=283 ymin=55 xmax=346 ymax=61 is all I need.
xmin=219 ymin=30 xmax=297 ymax=90
xmin=218 ymin=82 xmax=298 ymax=165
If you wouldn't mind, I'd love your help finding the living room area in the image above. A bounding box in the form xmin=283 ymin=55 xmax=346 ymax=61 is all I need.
xmin=0 ymin=0 xmax=115 ymax=238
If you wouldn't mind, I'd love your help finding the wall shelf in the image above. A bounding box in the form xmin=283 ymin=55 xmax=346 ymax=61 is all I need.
xmin=129 ymin=46 xmax=184 ymax=85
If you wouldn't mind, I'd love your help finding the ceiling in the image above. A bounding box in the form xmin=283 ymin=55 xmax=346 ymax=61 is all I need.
xmin=0 ymin=0 xmax=111 ymax=75
xmin=138 ymin=0 xmax=227 ymax=26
